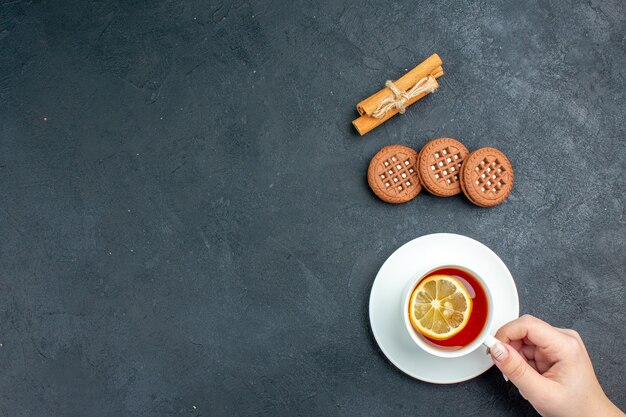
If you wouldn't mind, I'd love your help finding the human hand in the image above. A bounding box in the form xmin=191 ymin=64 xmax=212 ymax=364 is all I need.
xmin=489 ymin=315 xmax=625 ymax=417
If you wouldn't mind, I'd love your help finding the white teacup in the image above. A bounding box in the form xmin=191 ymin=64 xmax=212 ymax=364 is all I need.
xmin=402 ymin=265 xmax=499 ymax=358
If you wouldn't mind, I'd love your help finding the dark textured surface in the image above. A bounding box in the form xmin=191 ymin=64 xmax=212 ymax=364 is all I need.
xmin=1 ymin=0 xmax=624 ymax=416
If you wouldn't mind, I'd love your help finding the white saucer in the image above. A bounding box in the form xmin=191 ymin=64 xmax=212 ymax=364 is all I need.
xmin=369 ymin=233 xmax=519 ymax=384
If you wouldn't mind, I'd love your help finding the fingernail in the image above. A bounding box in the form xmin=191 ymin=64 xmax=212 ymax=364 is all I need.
xmin=502 ymin=372 xmax=509 ymax=382
xmin=490 ymin=342 xmax=508 ymax=362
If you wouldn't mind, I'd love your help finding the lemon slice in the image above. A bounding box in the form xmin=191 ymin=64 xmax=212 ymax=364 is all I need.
xmin=409 ymin=275 xmax=472 ymax=340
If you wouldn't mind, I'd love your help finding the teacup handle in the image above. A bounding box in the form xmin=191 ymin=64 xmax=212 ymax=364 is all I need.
xmin=483 ymin=334 xmax=500 ymax=352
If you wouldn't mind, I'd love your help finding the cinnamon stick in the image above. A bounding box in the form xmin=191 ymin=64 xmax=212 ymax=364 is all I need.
xmin=352 ymin=64 xmax=444 ymax=136
xmin=352 ymin=77 xmax=441 ymax=136
xmin=357 ymin=53 xmax=443 ymax=116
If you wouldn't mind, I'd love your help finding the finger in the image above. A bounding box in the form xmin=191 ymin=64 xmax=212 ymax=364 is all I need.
xmin=527 ymin=360 xmax=538 ymax=371
xmin=518 ymin=352 xmax=529 ymax=364
xmin=509 ymin=339 xmax=523 ymax=352
xmin=535 ymin=360 xmax=552 ymax=374
xmin=490 ymin=342 xmax=557 ymax=401
xmin=521 ymin=345 xmax=536 ymax=361
xmin=495 ymin=315 xmax=568 ymax=348
xmin=557 ymin=328 xmax=583 ymax=342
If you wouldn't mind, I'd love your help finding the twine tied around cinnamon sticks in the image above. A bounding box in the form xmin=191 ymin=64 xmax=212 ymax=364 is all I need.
xmin=352 ymin=53 xmax=444 ymax=135
xmin=371 ymin=76 xmax=438 ymax=119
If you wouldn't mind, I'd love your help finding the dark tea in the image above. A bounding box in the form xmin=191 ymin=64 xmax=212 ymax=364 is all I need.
xmin=412 ymin=267 xmax=489 ymax=350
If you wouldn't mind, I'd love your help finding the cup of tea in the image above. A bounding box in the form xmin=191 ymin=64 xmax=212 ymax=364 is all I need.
xmin=402 ymin=265 xmax=499 ymax=358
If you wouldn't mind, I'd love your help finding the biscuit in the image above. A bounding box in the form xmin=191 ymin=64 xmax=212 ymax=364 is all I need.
xmin=460 ymin=147 xmax=514 ymax=207
xmin=418 ymin=138 xmax=469 ymax=197
xmin=368 ymin=145 xmax=422 ymax=204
